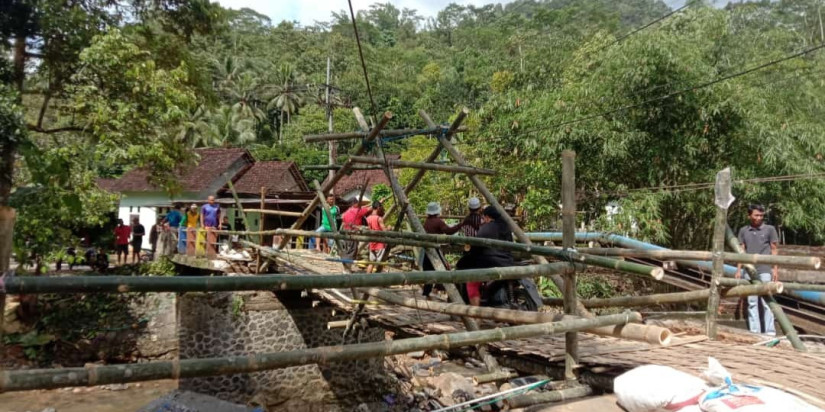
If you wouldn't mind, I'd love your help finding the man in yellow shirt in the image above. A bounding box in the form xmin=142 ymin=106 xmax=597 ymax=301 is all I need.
xmin=183 ymin=204 xmax=199 ymax=228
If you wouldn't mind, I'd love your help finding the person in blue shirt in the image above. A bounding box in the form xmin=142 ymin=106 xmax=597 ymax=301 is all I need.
xmin=165 ymin=204 xmax=183 ymax=229
xmin=200 ymin=195 xmax=222 ymax=229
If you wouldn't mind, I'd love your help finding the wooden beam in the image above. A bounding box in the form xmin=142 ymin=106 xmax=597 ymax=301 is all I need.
xmin=303 ymin=126 xmax=468 ymax=142
xmin=244 ymin=209 xmax=303 ymax=217
xmin=561 ymin=150 xmax=577 ymax=383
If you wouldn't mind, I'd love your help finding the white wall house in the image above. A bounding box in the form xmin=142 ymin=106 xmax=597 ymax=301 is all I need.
xmin=99 ymin=148 xmax=254 ymax=250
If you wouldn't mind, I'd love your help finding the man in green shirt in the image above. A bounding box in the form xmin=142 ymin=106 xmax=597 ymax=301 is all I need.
xmin=315 ymin=195 xmax=339 ymax=253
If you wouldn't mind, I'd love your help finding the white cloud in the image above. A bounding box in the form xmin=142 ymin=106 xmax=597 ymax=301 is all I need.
xmin=215 ymin=0 xmax=517 ymax=26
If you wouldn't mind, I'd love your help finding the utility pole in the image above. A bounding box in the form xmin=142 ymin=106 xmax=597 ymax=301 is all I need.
xmin=325 ymin=57 xmax=336 ymax=184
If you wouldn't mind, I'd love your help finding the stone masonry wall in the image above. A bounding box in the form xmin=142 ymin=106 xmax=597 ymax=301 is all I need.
xmin=178 ymin=289 xmax=393 ymax=411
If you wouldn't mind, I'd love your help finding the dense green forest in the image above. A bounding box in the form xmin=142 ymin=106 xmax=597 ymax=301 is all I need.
xmin=2 ymin=0 xmax=825 ymax=262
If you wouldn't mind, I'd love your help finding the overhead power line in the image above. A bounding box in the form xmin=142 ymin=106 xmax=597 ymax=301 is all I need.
xmin=347 ymin=0 xmax=378 ymax=118
xmin=515 ymin=42 xmax=825 ymax=136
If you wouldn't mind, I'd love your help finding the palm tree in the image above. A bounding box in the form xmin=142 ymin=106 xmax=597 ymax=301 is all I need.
xmin=196 ymin=105 xmax=256 ymax=148
xmin=177 ymin=105 xmax=209 ymax=146
xmin=266 ymin=63 xmax=305 ymax=144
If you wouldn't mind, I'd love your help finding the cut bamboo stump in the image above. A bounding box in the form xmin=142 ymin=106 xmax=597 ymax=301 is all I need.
xmin=0 ymin=313 xmax=639 ymax=392
xmin=472 ymin=371 xmax=517 ymax=385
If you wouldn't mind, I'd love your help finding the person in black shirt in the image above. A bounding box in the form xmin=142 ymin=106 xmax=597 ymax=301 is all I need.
xmin=457 ymin=206 xmax=514 ymax=306
xmin=131 ymin=217 xmax=146 ymax=264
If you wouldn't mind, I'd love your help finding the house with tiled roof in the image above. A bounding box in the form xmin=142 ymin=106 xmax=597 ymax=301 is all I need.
xmin=98 ymin=148 xmax=314 ymax=249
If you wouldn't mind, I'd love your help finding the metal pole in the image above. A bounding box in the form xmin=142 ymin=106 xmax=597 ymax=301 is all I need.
xmin=707 ymin=168 xmax=732 ymax=339
xmin=561 ymin=150 xmax=577 ymax=383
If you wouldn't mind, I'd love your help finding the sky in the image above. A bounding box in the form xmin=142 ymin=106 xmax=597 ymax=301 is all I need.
xmin=214 ymin=0 xmax=691 ymax=27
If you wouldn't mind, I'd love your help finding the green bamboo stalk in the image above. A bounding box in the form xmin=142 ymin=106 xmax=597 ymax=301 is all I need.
xmin=348 ymin=155 xmax=496 ymax=175
xmin=561 ymin=149 xmax=578 ymax=383
xmin=363 ymin=288 xmax=670 ymax=345
xmin=725 ymin=226 xmax=806 ymax=351
xmin=539 ymin=283 xmax=783 ymax=309
xmin=577 ymin=248 xmax=820 ymax=269
xmin=782 ymin=283 xmax=825 ymax=291
xmin=0 ymin=263 xmax=576 ymax=295
xmin=297 ymin=229 xmax=664 ymax=280
xmin=507 ymin=385 xmax=594 ymax=409
xmin=0 ymin=313 xmax=639 ymax=393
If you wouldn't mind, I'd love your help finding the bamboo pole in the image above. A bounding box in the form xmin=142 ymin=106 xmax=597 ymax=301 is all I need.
xmin=302 ymin=165 xmax=385 ymax=171
xmin=278 ymin=109 xmax=392 ymax=249
xmin=363 ymin=288 xmax=671 ymax=345
xmin=540 ymin=283 xmax=784 ymax=309
xmin=0 ymin=313 xmax=638 ymax=393
xmin=707 ymin=168 xmax=732 ymax=340
xmin=244 ymin=209 xmax=304 ymax=218
xmin=725 ymin=226 xmax=806 ymax=351
xmin=577 ymin=248 xmax=820 ymax=269
xmin=348 ymin=155 xmax=496 ymax=176
xmin=0 ymin=264 xmax=577 ymax=295
xmin=473 ymin=371 xmax=518 ymax=385
xmin=561 ymin=150 xmax=577 ymax=383
xmin=782 ymin=283 xmax=825 ymax=291
xmin=303 ymin=126 xmax=468 ymax=142
xmin=383 ymin=108 xmax=468 ymax=220
xmin=257 ymin=187 xmax=265 ymax=273
xmin=507 ymin=385 xmax=594 ymax=409
xmin=0 ymin=207 xmax=15 ymax=353
xmin=223 ymin=173 xmax=250 ymax=235
xmin=326 ymin=229 xmax=663 ymax=280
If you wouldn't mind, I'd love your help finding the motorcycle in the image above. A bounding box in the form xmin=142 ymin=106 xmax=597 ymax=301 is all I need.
xmin=56 ymin=239 xmax=109 ymax=272
xmin=455 ymin=256 xmax=543 ymax=312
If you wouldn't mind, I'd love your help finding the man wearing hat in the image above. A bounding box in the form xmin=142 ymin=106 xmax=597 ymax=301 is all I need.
xmin=421 ymin=201 xmax=463 ymax=298
xmin=183 ymin=203 xmax=200 ymax=229
xmin=461 ymin=197 xmax=483 ymax=238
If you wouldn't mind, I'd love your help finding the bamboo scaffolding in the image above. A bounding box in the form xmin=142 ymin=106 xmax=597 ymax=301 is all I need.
xmin=576 ymin=248 xmax=820 ymax=269
xmin=383 ymin=108 xmax=468 ymax=220
xmin=540 ymin=283 xmax=784 ymax=308
xmin=278 ymin=110 xmax=392 ymax=249
xmin=507 ymin=385 xmax=594 ymax=409
xmin=303 ymin=125 xmax=468 ymax=142
xmin=348 ymin=155 xmax=496 ymax=175
xmin=725 ymin=226 xmax=806 ymax=351
xmin=0 ymin=264 xmax=577 ymax=295
xmin=243 ymin=209 xmax=303 ymax=217
xmin=363 ymin=288 xmax=672 ymax=345
xmin=0 ymin=313 xmax=638 ymax=393
xmin=362 ymin=110 xmax=501 ymax=372
xmin=313 ymin=229 xmax=664 ymax=280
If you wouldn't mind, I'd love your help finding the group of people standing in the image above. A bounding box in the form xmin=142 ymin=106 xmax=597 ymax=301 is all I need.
xmin=313 ymin=194 xmax=512 ymax=307
xmin=113 ymin=217 xmax=145 ymax=265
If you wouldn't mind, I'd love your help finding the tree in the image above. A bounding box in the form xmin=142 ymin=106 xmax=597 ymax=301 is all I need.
xmin=267 ymin=64 xmax=306 ymax=143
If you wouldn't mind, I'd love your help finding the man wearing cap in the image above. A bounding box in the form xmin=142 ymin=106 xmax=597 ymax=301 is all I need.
xmin=421 ymin=201 xmax=463 ymax=298
xmin=461 ymin=197 xmax=483 ymax=238
xmin=339 ymin=198 xmax=373 ymax=273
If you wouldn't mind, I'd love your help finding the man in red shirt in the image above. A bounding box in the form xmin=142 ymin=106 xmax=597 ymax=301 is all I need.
xmin=113 ymin=219 xmax=131 ymax=265
xmin=339 ymin=198 xmax=373 ymax=273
